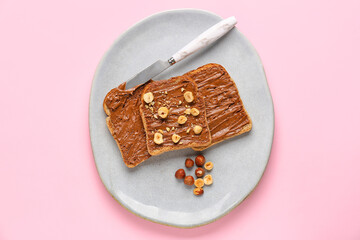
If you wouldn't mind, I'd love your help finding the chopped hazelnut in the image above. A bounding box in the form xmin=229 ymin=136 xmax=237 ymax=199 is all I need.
xmin=158 ymin=107 xmax=169 ymax=119
xmin=143 ymin=92 xmax=154 ymax=103
xmin=193 ymin=125 xmax=202 ymax=134
xmin=172 ymin=134 xmax=181 ymax=143
xmin=154 ymin=132 xmax=163 ymax=144
xmin=184 ymin=91 xmax=194 ymax=103
xmin=178 ymin=115 xmax=187 ymax=124
xmin=190 ymin=108 xmax=200 ymax=116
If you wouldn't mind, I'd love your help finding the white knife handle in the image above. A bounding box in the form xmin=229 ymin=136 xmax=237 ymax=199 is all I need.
xmin=169 ymin=16 xmax=237 ymax=64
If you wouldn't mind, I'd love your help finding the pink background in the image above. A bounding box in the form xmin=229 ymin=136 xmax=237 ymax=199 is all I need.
xmin=1 ymin=0 xmax=360 ymax=239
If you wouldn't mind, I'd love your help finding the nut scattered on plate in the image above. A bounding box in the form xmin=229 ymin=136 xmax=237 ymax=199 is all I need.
xmin=185 ymin=158 xmax=194 ymax=168
xmin=175 ymin=154 xmax=213 ymax=196
xmin=195 ymin=155 xmax=206 ymax=166
xmin=184 ymin=175 xmax=194 ymax=186
xmin=204 ymin=174 xmax=213 ymax=185
xmin=175 ymin=169 xmax=185 ymax=179
xmin=193 ymin=187 xmax=204 ymax=196
xmin=194 ymin=178 xmax=204 ymax=188
xmin=195 ymin=167 xmax=205 ymax=177
xmin=204 ymin=162 xmax=213 ymax=171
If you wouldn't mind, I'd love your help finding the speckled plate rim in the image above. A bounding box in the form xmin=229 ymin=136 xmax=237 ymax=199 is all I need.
xmin=89 ymin=8 xmax=274 ymax=228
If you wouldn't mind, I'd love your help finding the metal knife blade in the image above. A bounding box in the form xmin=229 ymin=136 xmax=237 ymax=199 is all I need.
xmin=124 ymin=16 xmax=237 ymax=89
xmin=125 ymin=60 xmax=171 ymax=89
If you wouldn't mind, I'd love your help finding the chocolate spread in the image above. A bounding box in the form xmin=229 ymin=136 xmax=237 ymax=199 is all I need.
xmin=103 ymin=81 xmax=151 ymax=167
xmin=185 ymin=64 xmax=251 ymax=148
xmin=140 ymin=76 xmax=211 ymax=155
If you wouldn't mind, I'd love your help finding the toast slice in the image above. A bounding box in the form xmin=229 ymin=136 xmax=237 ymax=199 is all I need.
xmin=103 ymin=81 xmax=152 ymax=168
xmin=185 ymin=63 xmax=252 ymax=151
xmin=139 ymin=75 xmax=211 ymax=156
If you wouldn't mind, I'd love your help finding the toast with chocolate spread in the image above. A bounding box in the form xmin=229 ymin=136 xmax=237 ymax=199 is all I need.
xmin=139 ymin=75 xmax=211 ymax=156
xmin=103 ymin=81 xmax=152 ymax=168
xmin=185 ymin=63 xmax=252 ymax=150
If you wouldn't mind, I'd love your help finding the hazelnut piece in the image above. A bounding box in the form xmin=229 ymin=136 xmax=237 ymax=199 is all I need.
xmin=194 ymin=178 xmax=204 ymax=188
xmin=172 ymin=134 xmax=181 ymax=143
xmin=193 ymin=125 xmax=203 ymax=134
xmin=175 ymin=169 xmax=185 ymax=179
xmin=184 ymin=175 xmax=194 ymax=186
xmin=143 ymin=92 xmax=154 ymax=103
xmin=195 ymin=167 xmax=205 ymax=177
xmin=177 ymin=115 xmax=187 ymax=124
xmin=185 ymin=158 xmax=194 ymax=168
xmin=190 ymin=108 xmax=200 ymax=116
xmin=158 ymin=107 xmax=169 ymax=118
xmin=204 ymin=175 xmax=213 ymax=185
xmin=184 ymin=109 xmax=191 ymax=115
xmin=195 ymin=155 xmax=206 ymax=166
xmin=204 ymin=162 xmax=213 ymax=171
xmin=184 ymin=91 xmax=194 ymax=103
xmin=154 ymin=132 xmax=163 ymax=145
xmin=193 ymin=187 xmax=204 ymax=196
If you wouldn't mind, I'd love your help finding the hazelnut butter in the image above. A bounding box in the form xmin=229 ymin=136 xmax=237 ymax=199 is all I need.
xmin=103 ymin=81 xmax=151 ymax=168
xmin=139 ymin=76 xmax=211 ymax=156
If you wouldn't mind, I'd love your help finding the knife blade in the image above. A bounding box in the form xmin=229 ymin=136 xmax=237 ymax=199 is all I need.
xmin=125 ymin=16 xmax=237 ymax=89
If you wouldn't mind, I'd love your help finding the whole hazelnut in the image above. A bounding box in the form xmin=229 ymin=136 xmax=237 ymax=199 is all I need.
xmin=175 ymin=169 xmax=185 ymax=179
xmin=185 ymin=158 xmax=194 ymax=168
xmin=195 ymin=167 xmax=205 ymax=178
xmin=184 ymin=175 xmax=194 ymax=186
xmin=195 ymin=155 xmax=206 ymax=166
xmin=193 ymin=187 xmax=204 ymax=196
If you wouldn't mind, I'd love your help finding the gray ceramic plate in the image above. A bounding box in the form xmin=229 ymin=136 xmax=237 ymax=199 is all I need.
xmin=89 ymin=9 xmax=274 ymax=228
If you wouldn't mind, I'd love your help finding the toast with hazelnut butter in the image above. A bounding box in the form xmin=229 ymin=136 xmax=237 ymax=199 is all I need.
xmin=103 ymin=81 xmax=152 ymax=168
xmin=184 ymin=63 xmax=252 ymax=151
xmin=139 ymin=75 xmax=211 ymax=156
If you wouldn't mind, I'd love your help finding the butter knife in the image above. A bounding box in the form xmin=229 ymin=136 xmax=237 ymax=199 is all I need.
xmin=125 ymin=16 xmax=237 ymax=89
